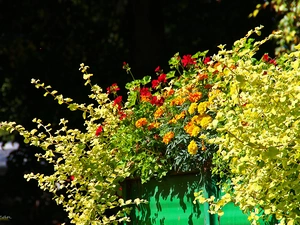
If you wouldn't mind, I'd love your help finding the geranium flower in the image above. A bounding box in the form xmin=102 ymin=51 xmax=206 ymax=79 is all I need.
xmin=152 ymin=79 xmax=160 ymax=89
xmin=114 ymin=96 xmax=123 ymax=110
xmin=140 ymin=87 xmax=152 ymax=102
xmin=203 ymin=56 xmax=211 ymax=64
xmin=181 ymin=55 xmax=196 ymax=67
xmin=158 ymin=74 xmax=167 ymax=83
xmin=150 ymin=96 xmax=164 ymax=106
xmin=262 ymin=53 xmax=269 ymax=62
xmin=106 ymin=83 xmax=120 ymax=94
xmin=155 ymin=66 xmax=161 ymax=73
xmin=95 ymin=125 xmax=103 ymax=136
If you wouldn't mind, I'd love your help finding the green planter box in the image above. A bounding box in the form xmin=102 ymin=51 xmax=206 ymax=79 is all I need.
xmin=124 ymin=173 xmax=276 ymax=225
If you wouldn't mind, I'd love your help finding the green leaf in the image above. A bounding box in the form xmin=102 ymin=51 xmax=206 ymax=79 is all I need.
xmin=141 ymin=76 xmax=151 ymax=85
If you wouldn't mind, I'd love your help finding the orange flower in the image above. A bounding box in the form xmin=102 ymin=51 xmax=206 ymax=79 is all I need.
xmin=164 ymin=89 xmax=175 ymax=98
xmin=135 ymin=118 xmax=148 ymax=128
xmin=188 ymin=92 xmax=202 ymax=102
xmin=184 ymin=121 xmax=195 ymax=136
xmin=148 ymin=122 xmax=160 ymax=130
xmin=198 ymin=73 xmax=208 ymax=80
xmin=170 ymin=97 xmax=186 ymax=106
xmin=168 ymin=111 xmax=186 ymax=124
xmin=162 ymin=131 xmax=174 ymax=144
xmin=154 ymin=107 xmax=164 ymax=119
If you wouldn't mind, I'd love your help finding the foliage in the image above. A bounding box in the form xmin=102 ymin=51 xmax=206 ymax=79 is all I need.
xmin=2 ymin=25 xmax=300 ymax=225
xmin=250 ymin=0 xmax=300 ymax=55
xmin=0 ymin=32 xmax=223 ymax=224
xmin=194 ymin=27 xmax=300 ymax=225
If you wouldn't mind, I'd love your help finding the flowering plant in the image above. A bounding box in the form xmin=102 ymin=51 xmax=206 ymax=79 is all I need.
xmin=2 ymin=25 xmax=299 ymax=225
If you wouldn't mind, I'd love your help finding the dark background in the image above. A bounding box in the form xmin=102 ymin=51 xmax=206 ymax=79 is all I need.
xmin=0 ymin=0 xmax=276 ymax=224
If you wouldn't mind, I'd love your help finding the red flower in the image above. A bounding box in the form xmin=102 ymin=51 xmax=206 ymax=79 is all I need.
xmin=203 ymin=56 xmax=211 ymax=64
xmin=262 ymin=54 xmax=269 ymax=62
xmin=113 ymin=96 xmax=123 ymax=110
xmin=155 ymin=66 xmax=161 ymax=73
xmin=181 ymin=55 xmax=196 ymax=67
xmin=269 ymin=59 xmax=277 ymax=66
xmin=152 ymin=79 xmax=160 ymax=89
xmin=95 ymin=125 xmax=103 ymax=136
xmin=158 ymin=74 xmax=167 ymax=83
xmin=119 ymin=111 xmax=126 ymax=120
xmin=114 ymin=96 xmax=122 ymax=105
xmin=150 ymin=96 xmax=165 ymax=106
xmin=140 ymin=87 xmax=152 ymax=102
xmin=106 ymin=83 xmax=120 ymax=94
xmin=70 ymin=175 xmax=75 ymax=181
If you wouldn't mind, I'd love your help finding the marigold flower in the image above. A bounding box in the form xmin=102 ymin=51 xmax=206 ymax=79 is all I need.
xmin=204 ymin=84 xmax=213 ymax=89
xmin=188 ymin=140 xmax=198 ymax=155
xmin=164 ymin=89 xmax=175 ymax=98
xmin=154 ymin=107 xmax=164 ymax=119
xmin=168 ymin=111 xmax=186 ymax=124
xmin=162 ymin=131 xmax=174 ymax=144
xmin=170 ymin=97 xmax=186 ymax=106
xmin=191 ymin=115 xmax=203 ymax=125
xmin=188 ymin=103 xmax=198 ymax=115
xmin=201 ymin=140 xmax=206 ymax=151
xmin=148 ymin=122 xmax=160 ymax=130
xmin=197 ymin=102 xmax=209 ymax=115
xmin=184 ymin=121 xmax=195 ymax=136
xmin=198 ymin=73 xmax=208 ymax=80
xmin=191 ymin=126 xmax=201 ymax=137
xmin=200 ymin=115 xmax=212 ymax=128
xmin=189 ymin=92 xmax=202 ymax=102
xmin=135 ymin=118 xmax=148 ymax=128
xmin=95 ymin=125 xmax=103 ymax=136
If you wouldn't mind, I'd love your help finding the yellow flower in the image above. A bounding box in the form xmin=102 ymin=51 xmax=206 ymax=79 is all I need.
xmin=170 ymin=96 xmax=186 ymax=106
xmin=200 ymin=115 xmax=212 ymax=128
xmin=188 ymin=103 xmax=198 ymax=115
xmin=154 ymin=107 xmax=164 ymax=119
xmin=191 ymin=126 xmax=201 ymax=137
xmin=191 ymin=115 xmax=203 ymax=125
xmin=135 ymin=118 xmax=148 ymax=128
xmin=197 ymin=102 xmax=209 ymax=115
xmin=188 ymin=140 xmax=198 ymax=155
xmin=163 ymin=131 xmax=175 ymax=144
xmin=184 ymin=121 xmax=194 ymax=136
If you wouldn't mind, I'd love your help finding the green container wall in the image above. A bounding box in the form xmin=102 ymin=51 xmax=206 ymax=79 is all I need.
xmin=124 ymin=173 xmax=276 ymax=225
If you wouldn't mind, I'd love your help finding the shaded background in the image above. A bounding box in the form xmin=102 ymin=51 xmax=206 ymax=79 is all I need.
xmin=0 ymin=0 xmax=277 ymax=224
